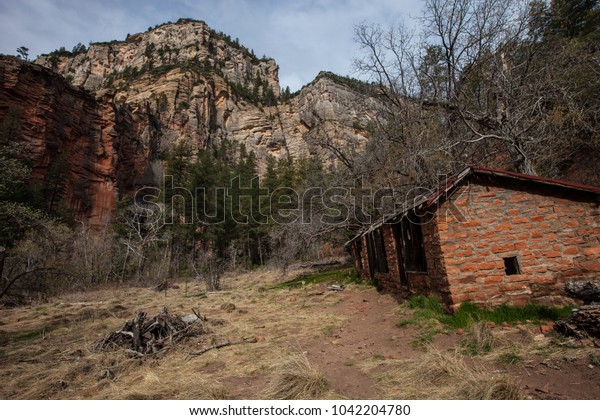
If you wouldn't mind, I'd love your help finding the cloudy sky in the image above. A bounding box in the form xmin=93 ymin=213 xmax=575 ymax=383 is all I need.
xmin=0 ymin=0 xmax=423 ymax=91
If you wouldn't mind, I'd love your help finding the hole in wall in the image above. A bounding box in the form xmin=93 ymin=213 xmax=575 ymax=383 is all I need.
xmin=503 ymin=256 xmax=521 ymax=275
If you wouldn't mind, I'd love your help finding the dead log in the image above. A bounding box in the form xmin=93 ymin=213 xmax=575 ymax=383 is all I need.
xmin=125 ymin=349 xmax=146 ymax=359
xmin=554 ymin=303 xmax=600 ymax=338
xmin=296 ymin=259 xmax=344 ymax=269
xmin=565 ymin=280 xmax=600 ymax=304
xmin=187 ymin=337 xmax=258 ymax=357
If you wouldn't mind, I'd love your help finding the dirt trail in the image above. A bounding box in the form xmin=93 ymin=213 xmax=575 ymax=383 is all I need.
xmin=288 ymin=283 xmax=600 ymax=400
xmin=303 ymin=286 xmax=424 ymax=398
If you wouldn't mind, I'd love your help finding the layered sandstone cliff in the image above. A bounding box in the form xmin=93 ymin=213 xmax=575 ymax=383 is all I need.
xmin=37 ymin=19 xmax=280 ymax=96
xmin=0 ymin=56 xmax=149 ymax=226
xmin=1 ymin=19 xmax=381 ymax=224
xmin=35 ymin=19 xmax=378 ymax=165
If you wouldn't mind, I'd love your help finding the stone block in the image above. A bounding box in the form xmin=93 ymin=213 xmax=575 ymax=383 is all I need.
xmin=491 ymin=243 xmax=515 ymax=253
xmin=563 ymin=247 xmax=579 ymax=255
xmin=583 ymin=247 xmax=600 ymax=257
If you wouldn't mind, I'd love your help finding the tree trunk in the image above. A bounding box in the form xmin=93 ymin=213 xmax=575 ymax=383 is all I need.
xmin=136 ymin=254 xmax=145 ymax=282
xmin=510 ymin=141 xmax=538 ymax=176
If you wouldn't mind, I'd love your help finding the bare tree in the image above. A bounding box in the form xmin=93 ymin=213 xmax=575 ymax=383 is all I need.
xmin=192 ymin=249 xmax=224 ymax=291
xmin=117 ymin=201 xmax=166 ymax=282
xmin=424 ymin=0 xmax=548 ymax=175
xmin=423 ymin=0 xmax=516 ymax=100
xmin=353 ymin=0 xmax=563 ymax=177
xmin=71 ymin=222 xmax=115 ymax=285
xmin=0 ymin=222 xmax=73 ymax=303
xmin=353 ymin=21 xmax=460 ymax=189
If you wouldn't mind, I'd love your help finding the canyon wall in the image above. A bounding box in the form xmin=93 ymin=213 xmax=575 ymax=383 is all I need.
xmin=1 ymin=19 xmax=380 ymax=225
xmin=0 ymin=57 xmax=151 ymax=226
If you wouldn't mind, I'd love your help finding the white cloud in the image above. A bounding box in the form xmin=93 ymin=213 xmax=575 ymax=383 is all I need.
xmin=0 ymin=0 xmax=424 ymax=91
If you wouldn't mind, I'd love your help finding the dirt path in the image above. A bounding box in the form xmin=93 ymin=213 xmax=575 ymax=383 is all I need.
xmin=303 ymin=286 xmax=425 ymax=398
xmin=275 ymin=283 xmax=600 ymax=400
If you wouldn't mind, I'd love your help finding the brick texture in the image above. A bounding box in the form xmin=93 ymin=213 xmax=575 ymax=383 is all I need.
xmin=352 ymin=176 xmax=600 ymax=311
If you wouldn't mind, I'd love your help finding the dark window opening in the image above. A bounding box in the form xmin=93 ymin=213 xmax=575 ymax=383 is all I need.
xmin=503 ymin=256 xmax=521 ymax=275
xmin=365 ymin=229 xmax=388 ymax=275
xmin=391 ymin=222 xmax=408 ymax=287
xmin=398 ymin=213 xmax=427 ymax=273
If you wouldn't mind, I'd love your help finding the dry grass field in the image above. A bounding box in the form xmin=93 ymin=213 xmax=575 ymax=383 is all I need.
xmin=1 ymin=266 xmax=599 ymax=400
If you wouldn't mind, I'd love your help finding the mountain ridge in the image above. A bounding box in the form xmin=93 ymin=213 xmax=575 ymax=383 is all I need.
xmin=1 ymin=19 xmax=381 ymax=225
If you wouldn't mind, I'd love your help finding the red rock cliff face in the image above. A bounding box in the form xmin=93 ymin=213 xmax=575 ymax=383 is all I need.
xmin=0 ymin=56 xmax=149 ymax=227
xmin=35 ymin=21 xmax=378 ymax=170
xmin=2 ymin=22 xmax=383 ymax=226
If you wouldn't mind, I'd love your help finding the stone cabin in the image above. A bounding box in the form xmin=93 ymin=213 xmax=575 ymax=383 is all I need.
xmin=347 ymin=167 xmax=600 ymax=310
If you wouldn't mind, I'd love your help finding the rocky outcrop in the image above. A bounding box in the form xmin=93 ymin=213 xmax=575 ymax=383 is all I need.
xmin=37 ymin=19 xmax=279 ymax=96
xmin=292 ymin=72 xmax=380 ymax=161
xmin=0 ymin=56 xmax=148 ymax=226
xmin=2 ymin=20 xmax=382 ymax=224
xmin=35 ymin=20 xmax=378 ymax=167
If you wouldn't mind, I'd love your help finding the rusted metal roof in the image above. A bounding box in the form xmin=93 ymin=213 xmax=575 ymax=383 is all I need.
xmin=345 ymin=166 xmax=600 ymax=247
xmin=471 ymin=167 xmax=600 ymax=194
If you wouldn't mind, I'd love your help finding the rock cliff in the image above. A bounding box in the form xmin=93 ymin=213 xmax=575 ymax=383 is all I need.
xmin=35 ymin=19 xmax=378 ymax=164
xmin=0 ymin=56 xmax=150 ymax=226
xmin=1 ymin=19 xmax=380 ymax=225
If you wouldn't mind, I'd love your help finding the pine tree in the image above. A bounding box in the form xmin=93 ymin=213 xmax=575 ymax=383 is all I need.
xmin=164 ymin=141 xmax=192 ymax=223
xmin=545 ymin=0 xmax=600 ymax=38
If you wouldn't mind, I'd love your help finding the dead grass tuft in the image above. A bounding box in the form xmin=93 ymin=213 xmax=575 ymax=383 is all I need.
xmin=459 ymin=375 xmax=523 ymax=399
xmin=461 ymin=322 xmax=495 ymax=355
xmin=494 ymin=347 xmax=525 ymax=365
xmin=164 ymin=377 xmax=230 ymax=400
xmin=379 ymin=348 xmax=524 ymax=400
xmin=263 ymin=354 xmax=327 ymax=400
xmin=118 ymin=372 xmax=230 ymax=400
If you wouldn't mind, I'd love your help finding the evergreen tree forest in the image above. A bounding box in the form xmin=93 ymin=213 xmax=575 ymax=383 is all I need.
xmin=0 ymin=109 xmax=339 ymax=302
xmin=157 ymin=138 xmax=345 ymax=277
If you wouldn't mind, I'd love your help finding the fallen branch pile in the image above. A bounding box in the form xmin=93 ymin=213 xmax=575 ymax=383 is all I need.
xmin=554 ymin=303 xmax=600 ymax=339
xmin=94 ymin=307 xmax=206 ymax=357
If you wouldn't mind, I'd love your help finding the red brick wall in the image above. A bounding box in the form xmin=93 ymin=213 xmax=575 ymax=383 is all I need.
xmin=437 ymin=179 xmax=600 ymax=310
